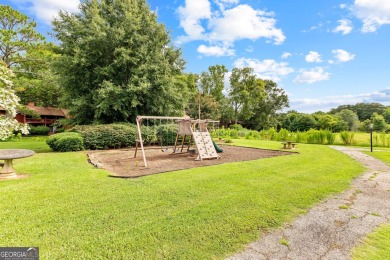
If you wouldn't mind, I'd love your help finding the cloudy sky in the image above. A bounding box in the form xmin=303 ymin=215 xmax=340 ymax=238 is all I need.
xmin=3 ymin=0 xmax=390 ymax=113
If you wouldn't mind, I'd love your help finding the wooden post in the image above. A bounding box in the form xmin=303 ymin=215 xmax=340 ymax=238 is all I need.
xmin=136 ymin=116 xmax=147 ymax=167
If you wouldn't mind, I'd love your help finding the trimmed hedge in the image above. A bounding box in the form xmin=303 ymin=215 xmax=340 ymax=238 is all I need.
xmin=29 ymin=125 xmax=50 ymax=135
xmin=66 ymin=123 xmax=180 ymax=150
xmin=156 ymin=123 xmax=178 ymax=146
xmin=72 ymin=124 xmax=137 ymax=150
xmin=46 ymin=132 xmax=84 ymax=152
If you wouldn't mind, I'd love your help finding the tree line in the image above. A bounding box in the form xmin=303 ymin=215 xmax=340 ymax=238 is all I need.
xmin=279 ymin=103 xmax=390 ymax=133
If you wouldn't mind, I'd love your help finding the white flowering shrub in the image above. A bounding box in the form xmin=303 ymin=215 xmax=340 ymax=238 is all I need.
xmin=0 ymin=63 xmax=29 ymax=141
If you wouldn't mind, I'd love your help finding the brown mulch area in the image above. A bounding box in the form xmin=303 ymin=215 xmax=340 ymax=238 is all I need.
xmin=86 ymin=145 xmax=295 ymax=178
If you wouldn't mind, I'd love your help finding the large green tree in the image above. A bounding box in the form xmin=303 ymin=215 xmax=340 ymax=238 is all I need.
xmin=246 ymin=79 xmax=288 ymax=130
xmin=229 ymin=67 xmax=258 ymax=124
xmin=52 ymin=0 xmax=185 ymax=124
xmin=0 ymin=5 xmax=45 ymax=68
xmin=0 ymin=5 xmax=61 ymax=107
xmin=198 ymin=65 xmax=228 ymax=102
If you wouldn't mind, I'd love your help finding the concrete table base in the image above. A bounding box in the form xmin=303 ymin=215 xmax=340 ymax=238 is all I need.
xmin=0 ymin=149 xmax=35 ymax=179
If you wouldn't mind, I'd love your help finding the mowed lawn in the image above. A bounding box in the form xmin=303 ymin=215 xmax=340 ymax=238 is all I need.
xmin=352 ymin=150 xmax=390 ymax=260
xmin=0 ymin=139 xmax=364 ymax=259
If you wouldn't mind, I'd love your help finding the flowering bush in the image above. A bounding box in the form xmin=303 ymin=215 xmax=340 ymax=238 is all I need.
xmin=0 ymin=63 xmax=29 ymax=140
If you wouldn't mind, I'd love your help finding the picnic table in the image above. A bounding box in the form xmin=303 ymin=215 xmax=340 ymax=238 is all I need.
xmin=281 ymin=141 xmax=297 ymax=149
xmin=0 ymin=149 xmax=35 ymax=179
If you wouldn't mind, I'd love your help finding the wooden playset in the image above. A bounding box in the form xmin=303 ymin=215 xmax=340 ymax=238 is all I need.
xmin=134 ymin=116 xmax=221 ymax=167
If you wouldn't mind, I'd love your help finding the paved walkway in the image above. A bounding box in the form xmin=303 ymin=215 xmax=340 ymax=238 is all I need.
xmin=229 ymin=146 xmax=390 ymax=260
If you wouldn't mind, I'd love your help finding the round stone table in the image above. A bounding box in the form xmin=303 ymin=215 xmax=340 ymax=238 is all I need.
xmin=0 ymin=149 xmax=35 ymax=179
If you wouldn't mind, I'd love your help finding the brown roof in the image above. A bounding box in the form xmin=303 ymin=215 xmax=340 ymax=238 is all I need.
xmin=26 ymin=106 xmax=68 ymax=117
xmin=0 ymin=104 xmax=68 ymax=117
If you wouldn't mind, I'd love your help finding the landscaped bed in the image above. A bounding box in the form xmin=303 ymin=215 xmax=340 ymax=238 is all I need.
xmin=87 ymin=145 xmax=293 ymax=177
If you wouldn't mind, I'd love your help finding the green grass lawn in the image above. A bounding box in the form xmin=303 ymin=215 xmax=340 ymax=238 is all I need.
xmin=333 ymin=132 xmax=390 ymax=148
xmin=0 ymin=136 xmax=51 ymax=153
xmin=351 ymin=150 xmax=390 ymax=260
xmin=0 ymin=138 xmax=364 ymax=259
xmin=352 ymin=224 xmax=390 ymax=260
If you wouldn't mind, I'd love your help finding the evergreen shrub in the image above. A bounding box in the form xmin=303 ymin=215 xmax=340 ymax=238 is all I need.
xmin=46 ymin=132 xmax=84 ymax=152
xmin=72 ymin=124 xmax=137 ymax=150
xmin=29 ymin=125 xmax=50 ymax=135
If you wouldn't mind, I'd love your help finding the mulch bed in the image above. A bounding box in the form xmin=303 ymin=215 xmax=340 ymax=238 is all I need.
xmin=87 ymin=145 xmax=295 ymax=178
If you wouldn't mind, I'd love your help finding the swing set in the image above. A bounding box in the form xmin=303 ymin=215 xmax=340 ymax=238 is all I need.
xmin=134 ymin=115 xmax=221 ymax=167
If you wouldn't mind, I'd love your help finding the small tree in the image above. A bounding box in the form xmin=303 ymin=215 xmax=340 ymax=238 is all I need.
xmin=371 ymin=112 xmax=387 ymax=131
xmin=0 ymin=62 xmax=29 ymax=140
xmin=336 ymin=109 xmax=359 ymax=131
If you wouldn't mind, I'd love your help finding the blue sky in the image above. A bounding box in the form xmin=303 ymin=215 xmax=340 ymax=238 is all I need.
xmin=3 ymin=0 xmax=390 ymax=113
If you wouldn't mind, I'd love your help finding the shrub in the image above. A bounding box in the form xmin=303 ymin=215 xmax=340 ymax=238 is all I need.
xmin=72 ymin=123 xmax=137 ymax=150
xmin=29 ymin=125 xmax=50 ymax=135
xmin=340 ymin=131 xmax=355 ymax=145
xmin=295 ymin=131 xmax=306 ymax=143
xmin=325 ymin=130 xmax=336 ymax=144
xmin=46 ymin=132 xmax=84 ymax=152
xmin=156 ymin=123 xmax=178 ymax=146
xmin=244 ymin=130 xmax=261 ymax=140
xmin=141 ymin=125 xmax=157 ymax=145
xmin=276 ymin=128 xmax=293 ymax=141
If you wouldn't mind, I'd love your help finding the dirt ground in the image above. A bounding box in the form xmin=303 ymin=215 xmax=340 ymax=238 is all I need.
xmin=87 ymin=145 xmax=293 ymax=178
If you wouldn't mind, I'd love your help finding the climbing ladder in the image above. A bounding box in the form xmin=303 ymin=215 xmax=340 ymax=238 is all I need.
xmin=192 ymin=131 xmax=219 ymax=160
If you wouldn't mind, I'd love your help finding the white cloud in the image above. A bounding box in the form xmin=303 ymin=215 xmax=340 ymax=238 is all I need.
xmin=177 ymin=0 xmax=211 ymax=42
xmin=352 ymin=0 xmax=390 ymax=32
xmin=333 ymin=19 xmax=353 ymax=34
xmin=208 ymin=5 xmax=285 ymax=44
xmin=294 ymin=67 xmax=330 ymax=84
xmin=197 ymin=44 xmax=235 ymax=56
xmin=305 ymin=51 xmax=322 ymax=63
xmin=340 ymin=4 xmax=348 ymax=9
xmin=362 ymin=88 xmax=390 ymax=102
xmin=332 ymin=49 xmax=355 ymax=62
xmin=177 ymin=1 xmax=285 ymax=56
xmin=302 ymin=22 xmax=324 ymax=32
xmin=281 ymin=52 xmax=291 ymax=59
xmin=290 ymin=88 xmax=390 ymax=112
xmin=10 ymin=0 xmax=80 ymax=24
xmin=233 ymin=58 xmax=294 ymax=82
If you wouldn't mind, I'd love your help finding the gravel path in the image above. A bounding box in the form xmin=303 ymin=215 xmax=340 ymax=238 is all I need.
xmin=229 ymin=146 xmax=390 ymax=260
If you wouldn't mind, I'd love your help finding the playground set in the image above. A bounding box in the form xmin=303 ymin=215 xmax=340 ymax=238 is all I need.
xmin=134 ymin=116 xmax=223 ymax=167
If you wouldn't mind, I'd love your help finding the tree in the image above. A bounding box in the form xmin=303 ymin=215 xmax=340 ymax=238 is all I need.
xmin=382 ymin=107 xmax=390 ymax=124
xmin=330 ymin=103 xmax=385 ymax=121
xmin=0 ymin=6 xmax=62 ymax=107
xmin=246 ymin=79 xmax=289 ymax=130
xmin=316 ymin=114 xmax=338 ymax=130
xmin=198 ymin=65 xmax=228 ymax=102
xmin=188 ymin=94 xmax=220 ymax=120
xmin=13 ymin=42 xmax=63 ymax=107
xmin=52 ymin=0 xmax=185 ymax=124
xmin=0 ymin=62 xmax=28 ymax=140
xmin=0 ymin=5 xmax=45 ymax=68
xmin=371 ymin=112 xmax=387 ymax=131
xmin=289 ymin=113 xmax=317 ymax=132
xmin=229 ymin=67 xmax=257 ymax=124
xmin=335 ymin=109 xmax=359 ymax=131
